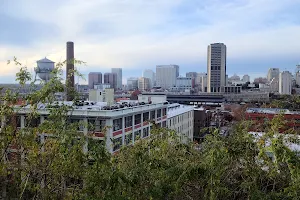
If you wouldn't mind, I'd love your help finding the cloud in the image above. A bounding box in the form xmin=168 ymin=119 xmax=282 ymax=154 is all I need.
xmin=0 ymin=0 xmax=300 ymax=83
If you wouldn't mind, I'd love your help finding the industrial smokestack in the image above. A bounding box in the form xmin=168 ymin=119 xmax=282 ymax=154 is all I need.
xmin=66 ymin=41 xmax=75 ymax=101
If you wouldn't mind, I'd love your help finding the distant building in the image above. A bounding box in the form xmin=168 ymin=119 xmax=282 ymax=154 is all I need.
xmin=201 ymin=75 xmax=208 ymax=92
xmin=194 ymin=73 xmax=206 ymax=90
xmin=186 ymin=72 xmax=197 ymax=88
xmin=207 ymin=43 xmax=227 ymax=93
xmin=89 ymin=88 xmax=114 ymax=105
xmin=143 ymin=69 xmax=155 ymax=88
xmin=111 ymin=68 xmax=122 ymax=90
xmin=242 ymin=75 xmax=250 ymax=82
xmin=138 ymin=77 xmax=150 ymax=91
xmin=127 ymin=77 xmax=139 ymax=90
xmin=186 ymin=72 xmax=197 ymax=78
xmin=94 ymin=83 xmax=111 ymax=90
xmin=174 ymin=77 xmax=192 ymax=91
xmin=270 ymin=78 xmax=279 ymax=93
xmin=104 ymin=73 xmax=117 ymax=90
xmin=279 ymin=71 xmax=292 ymax=95
xmin=254 ymin=77 xmax=268 ymax=84
xmin=156 ymin=65 xmax=179 ymax=89
xmin=267 ymin=68 xmax=279 ymax=82
xmin=228 ymin=74 xmax=240 ymax=83
xmin=88 ymin=72 xmax=102 ymax=89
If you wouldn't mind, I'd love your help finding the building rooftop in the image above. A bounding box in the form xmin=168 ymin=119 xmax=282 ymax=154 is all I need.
xmin=15 ymin=101 xmax=167 ymax=118
xmin=167 ymin=103 xmax=194 ymax=118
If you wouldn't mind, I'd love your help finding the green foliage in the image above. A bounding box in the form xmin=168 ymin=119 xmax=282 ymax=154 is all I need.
xmin=1 ymin=59 xmax=300 ymax=199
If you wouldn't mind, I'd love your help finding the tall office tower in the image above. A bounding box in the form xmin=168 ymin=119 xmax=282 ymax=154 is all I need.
xmin=66 ymin=41 xmax=75 ymax=100
xmin=279 ymin=71 xmax=292 ymax=95
xmin=242 ymin=74 xmax=250 ymax=82
xmin=88 ymin=72 xmax=102 ymax=89
xmin=156 ymin=65 xmax=179 ymax=89
xmin=143 ymin=69 xmax=155 ymax=88
xmin=127 ymin=77 xmax=139 ymax=90
xmin=207 ymin=43 xmax=226 ymax=93
xmin=267 ymin=68 xmax=279 ymax=82
xmin=138 ymin=77 xmax=150 ymax=91
xmin=111 ymin=68 xmax=122 ymax=90
xmin=104 ymin=73 xmax=117 ymax=90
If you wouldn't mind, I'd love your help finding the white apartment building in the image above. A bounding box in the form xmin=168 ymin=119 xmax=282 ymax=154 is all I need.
xmin=14 ymin=101 xmax=168 ymax=153
xmin=279 ymin=71 xmax=292 ymax=95
xmin=156 ymin=65 xmax=179 ymax=89
xmin=143 ymin=69 xmax=155 ymax=88
xmin=267 ymin=68 xmax=279 ymax=82
xmin=167 ymin=104 xmax=194 ymax=143
xmin=138 ymin=77 xmax=150 ymax=91
xmin=207 ymin=43 xmax=227 ymax=93
xmin=111 ymin=68 xmax=122 ymax=90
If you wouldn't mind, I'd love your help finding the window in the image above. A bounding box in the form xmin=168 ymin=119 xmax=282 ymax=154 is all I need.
xmin=113 ymin=137 xmax=122 ymax=151
xmin=143 ymin=112 xmax=149 ymax=122
xmin=134 ymin=130 xmax=141 ymax=140
xmin=135 ymin=114 xmax=141 ymax=125
xmin=157 ymin=109 xmax=161 ymax=118
xmin=125 ymin=116 xmax=132 ymax=128
xmin=162 ymin=121 xmax=167 ymax=128
xmin=113 ymin=118 xmax=122 ymax=131
xmin=150 ymin=110 xmax=155 ymax=120
xmin=162 ymin=108 xmax=167 ymax=116
xmin=88 ymin=119 xmax=105 ymax=131
xmin=25 ymin=116 xmax=41 ymax=127
xmin=143 ymin=128 xmax=149 ymax=138
xmin=69 ymin=118 xmax=84 ymax=131
xmin=125 ymin=133 xmax=132 ymax=145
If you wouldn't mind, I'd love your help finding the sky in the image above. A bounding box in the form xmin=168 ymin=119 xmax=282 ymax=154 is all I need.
xmin=1 ymin=0 xmax=300 ymax=84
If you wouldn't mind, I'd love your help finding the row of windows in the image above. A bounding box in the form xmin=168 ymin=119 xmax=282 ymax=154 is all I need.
xmin=113 ymin=109 xmax=167 ymax=131
xmin=113 ymin=127 xmax=151 ymax=151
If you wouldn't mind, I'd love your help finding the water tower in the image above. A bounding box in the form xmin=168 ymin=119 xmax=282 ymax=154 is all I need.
xmin=34 ymin=57 xmax=55 ymax=82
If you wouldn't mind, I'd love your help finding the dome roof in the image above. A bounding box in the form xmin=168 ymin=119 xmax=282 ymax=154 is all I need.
xmin=37 ymin=57 xmax=54 ymax=63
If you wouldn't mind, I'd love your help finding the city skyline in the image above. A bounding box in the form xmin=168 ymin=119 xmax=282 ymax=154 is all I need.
xmin=1 ymin=0 xmax=300 ymax=84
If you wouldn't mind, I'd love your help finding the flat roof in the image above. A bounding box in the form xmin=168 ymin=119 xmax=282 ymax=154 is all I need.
xmin=14 ymin=101 xmax=167 ymax=118
xmin=167 ymin=104 xmax=194 ymax=118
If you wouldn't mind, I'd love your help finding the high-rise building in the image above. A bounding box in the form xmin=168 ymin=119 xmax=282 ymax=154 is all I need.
xmin=104 ymin=73 xmax=117 ymax=90
xmin=207 ymin=43 xmax=226 ymax=93
xmin=111 ymin=68 xmax=122 ymax=90
xmin=267 ymin=68 xmax=279 ymax=82
xmin=242 ymin=75 xmax=250 ymax=83
xmin=88 ymin=72 xmax=102 ymax=89
xmin=279 ymin=71 xmax=292 ymax=95
xmin=143 ymin=69 xmax=155 ymax=88
xmin=156 ymin=65 xmax=179 ymax=89
xmin=138 ymin=77 xmax=150 ymax=91
xmin=127 ymin=77 xmax=139 ymax=90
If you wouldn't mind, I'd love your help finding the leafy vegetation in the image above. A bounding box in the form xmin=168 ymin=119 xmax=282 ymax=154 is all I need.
xmin=0 ymin=60 xmax=300 ymax=199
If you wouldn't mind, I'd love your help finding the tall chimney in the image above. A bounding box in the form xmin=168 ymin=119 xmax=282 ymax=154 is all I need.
xmin=66 ymin=41 xmax=75 ymax=101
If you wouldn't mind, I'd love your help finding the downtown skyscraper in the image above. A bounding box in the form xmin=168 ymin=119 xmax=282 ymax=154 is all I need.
xmin=111 ymin=68 xmax=122 ymax=90
xmin=207 ymin=43 xmax=227 ymax=93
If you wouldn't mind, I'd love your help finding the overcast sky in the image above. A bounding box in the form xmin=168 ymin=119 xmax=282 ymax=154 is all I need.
xmin=1 ymin=0 xmax=300 ymax=84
